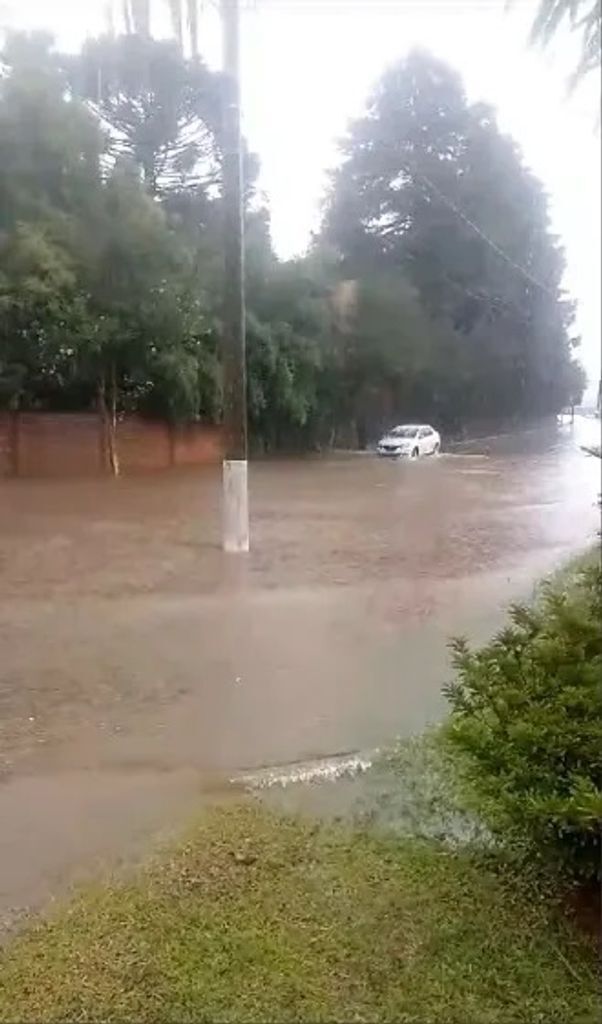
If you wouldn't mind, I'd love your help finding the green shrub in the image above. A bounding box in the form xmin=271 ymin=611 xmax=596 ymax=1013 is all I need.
xmin=443 ymin=564 xmax=602 ymax=883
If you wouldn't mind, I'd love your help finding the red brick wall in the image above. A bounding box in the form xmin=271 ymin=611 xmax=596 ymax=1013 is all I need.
xmin=16 ymin=413 xmax=104 ymax=477
xmin=172 ymin=424 xmax=223 ymax=466
xmin=0 ymin=412 xmax=222 ymax=478
xmin=0 ymin=413 xmax=12 ymax=477
xmin=116 ymin=417 xmax=172 ymax=474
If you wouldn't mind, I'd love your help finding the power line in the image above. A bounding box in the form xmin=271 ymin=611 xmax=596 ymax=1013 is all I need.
xmin=402 ymin=164 xmax=559 ymax=300
xmin=401 ymin=250 xmax=544 ymax=330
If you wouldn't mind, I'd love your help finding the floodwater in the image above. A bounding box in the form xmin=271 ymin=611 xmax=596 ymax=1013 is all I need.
xmin=0 ymin=418 xmax=599 ymax=926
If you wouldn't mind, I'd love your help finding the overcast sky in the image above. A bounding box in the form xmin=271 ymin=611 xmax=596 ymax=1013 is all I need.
xmin=3 ymin=0 xmax=601 ymax=393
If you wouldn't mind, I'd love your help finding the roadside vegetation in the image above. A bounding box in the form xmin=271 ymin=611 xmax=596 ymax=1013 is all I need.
xmin=0 ymin=25 xmax=585 ymax=459
xmin=1 ymin=558 xmax=600 ymax=1022
xmin=530 ymin=0 xmax=601 ymax=87
xmin=444 ymin=560 xmax=602 ymax=886
xmin=355 ymin=553 xmax=602 ymax=888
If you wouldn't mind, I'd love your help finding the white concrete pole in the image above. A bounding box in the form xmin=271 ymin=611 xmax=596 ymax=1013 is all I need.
xmin=223 ymin=458 xmax=249 ymax=553
xmin=221 ymin=0 xmax=249 ymax=553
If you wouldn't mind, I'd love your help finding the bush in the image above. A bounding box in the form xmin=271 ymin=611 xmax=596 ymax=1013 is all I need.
xmin=443 ymin=564 xmax=602 ymax=883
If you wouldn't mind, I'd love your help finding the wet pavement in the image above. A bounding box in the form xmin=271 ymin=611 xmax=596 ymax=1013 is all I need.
xmin=0 ymin=418 xmax=600 ymax=926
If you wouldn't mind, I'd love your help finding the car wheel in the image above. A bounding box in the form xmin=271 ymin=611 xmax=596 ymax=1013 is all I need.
xmin=433 ymin=443 xmax=440 ymax=455
xmin=411 ymin=447 xmax=419 ymax=459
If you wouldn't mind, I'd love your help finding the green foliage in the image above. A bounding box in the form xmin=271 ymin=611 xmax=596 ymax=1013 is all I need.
xmin=323 ymin=49 xmax=585 ymax=433
xmin=246 ymin=259 xmax=332 ymax=450
xmin=444 ymin=565 xmax=602 ymax=883
xmin=0 ymin=31 xmax=587 ymax=449
xmin=0 ymin=224 xmax=88 ymax=408
xmin=0 ymin=32 xmax=221 ymax=424
xmin=67 ymin=33 xmax=222 ymax=196
xmin=530 ymin=1 xmax=601 ymax=86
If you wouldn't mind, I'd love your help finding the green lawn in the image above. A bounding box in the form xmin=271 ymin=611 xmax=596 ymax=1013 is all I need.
xmin=0 ymin=804 xmax=597 ymax=1023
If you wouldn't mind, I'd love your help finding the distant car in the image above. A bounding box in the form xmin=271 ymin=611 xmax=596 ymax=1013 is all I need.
xmin=377 ymin=424 xmax=441 ymax=458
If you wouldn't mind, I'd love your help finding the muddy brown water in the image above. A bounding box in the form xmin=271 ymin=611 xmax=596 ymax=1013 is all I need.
xmin=0 ymin=420 xmax=600 ymax=927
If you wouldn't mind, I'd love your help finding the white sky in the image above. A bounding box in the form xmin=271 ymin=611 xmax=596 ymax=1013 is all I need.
xmin=3 ymin=0 xmax=601 ymax=393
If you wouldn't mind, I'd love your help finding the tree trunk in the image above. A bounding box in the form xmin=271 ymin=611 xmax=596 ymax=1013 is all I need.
xmin=98 ymin=369 xmax=120 ymax=477
xmin=108 ymin=362 xmax=120 ymax=476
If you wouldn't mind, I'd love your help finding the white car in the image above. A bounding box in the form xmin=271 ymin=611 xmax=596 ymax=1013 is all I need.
xmin=377 ymin=424 xmax=441 ymax=458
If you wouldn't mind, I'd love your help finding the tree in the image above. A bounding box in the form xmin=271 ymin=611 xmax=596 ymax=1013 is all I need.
xmin=67 ymin=33 xmax=222 ymax=197
xmin=245 ymin=258 xmax=331 ymax=451
xmin=70 ymin=160 xmax=188 ymax=472
xmin=0 ymin=32 xmax=105 ymax=231
xmin=0 ymin=32 xmax=104 ymax=413
xmin=530 ymin=0 xmax=601 ymax=86
xmin=119 ymin=0 xmax=201 ymax=57
xmin=318 ymin=272 xmax=451 ymax=447
xmin=323 ymin=50 xmax=584 ymax=430
xmin=0 ymin=32 xmax=220 ymax=471
xmin=0 ymin=224 xmax=89 ymax=411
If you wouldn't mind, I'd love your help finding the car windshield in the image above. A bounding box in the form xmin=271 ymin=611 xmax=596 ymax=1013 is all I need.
xmin=390 ymin=426 xmax=418 ymax=439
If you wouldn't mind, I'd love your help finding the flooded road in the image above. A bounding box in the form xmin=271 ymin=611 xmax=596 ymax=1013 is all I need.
xmin=0 ymin=419 xmax=599 ymax=924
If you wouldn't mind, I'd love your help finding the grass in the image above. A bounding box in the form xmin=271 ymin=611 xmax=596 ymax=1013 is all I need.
xmin=351 ymin=729 xmax=490 ymax=847
xmin=0 ymin=804 xmax=598 ymax=1023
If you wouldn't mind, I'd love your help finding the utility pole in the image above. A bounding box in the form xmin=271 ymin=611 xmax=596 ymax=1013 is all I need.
xmin=221 ymin=0 xmax=249 ymax=552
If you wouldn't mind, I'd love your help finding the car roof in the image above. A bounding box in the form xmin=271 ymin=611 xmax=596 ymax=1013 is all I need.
xmin=392 ymin=424 xmax=425 ymax=430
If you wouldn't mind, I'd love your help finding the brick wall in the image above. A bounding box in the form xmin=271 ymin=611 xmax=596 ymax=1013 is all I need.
xmin=116 ymin=417 xmax=172 ymax=474
xmin=172 ymin=423 xmax=223 ymax=466
xmin=0 ymin=413 xmax=12 ymax=477
xmin=0 ymin=412 xmax=223 ymax=478
xmin=17 ymin=413 xmax=104 ymax=477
